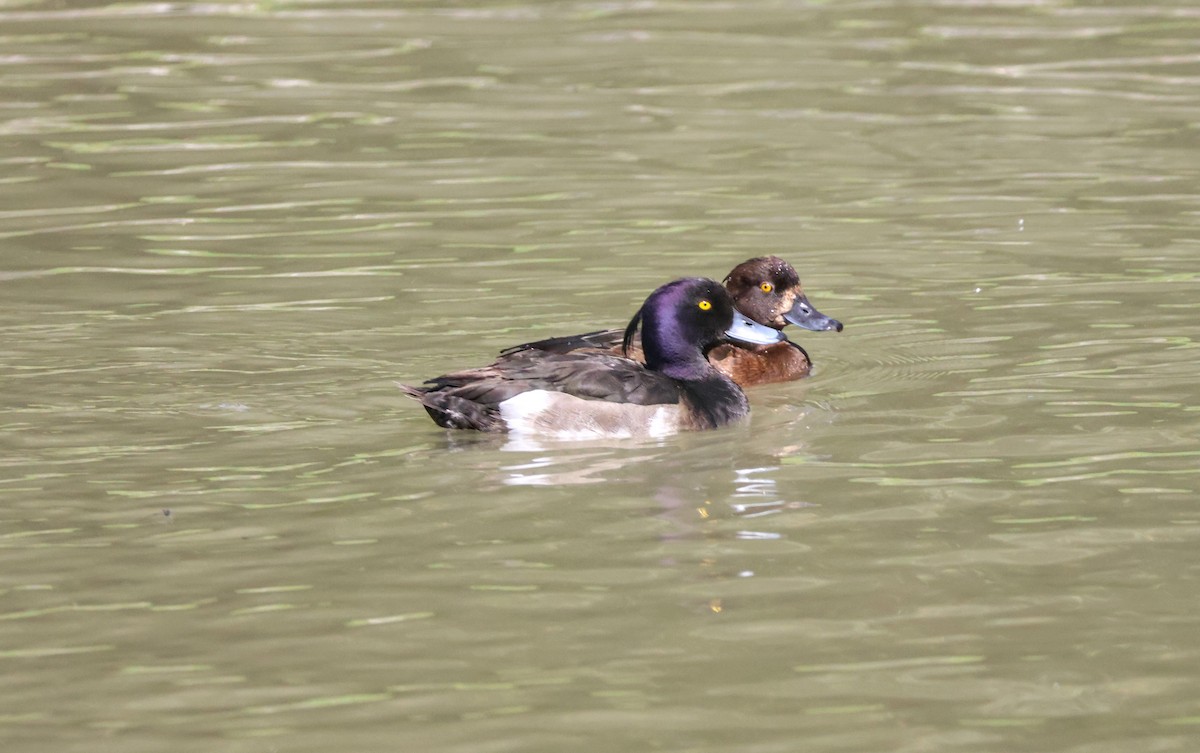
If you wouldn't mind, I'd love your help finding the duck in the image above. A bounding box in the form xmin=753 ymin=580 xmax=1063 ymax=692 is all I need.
xmin=401 ymin=277 xmax=785 ymax=438
xmin=499 ymin=256 xmax=842 ymax=386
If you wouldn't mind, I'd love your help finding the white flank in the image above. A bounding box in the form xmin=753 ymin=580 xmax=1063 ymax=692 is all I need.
xmin=498 ymin=390 xmax=682 ymax=440
xmin=647 ymin=407 xmax=674 ymax=439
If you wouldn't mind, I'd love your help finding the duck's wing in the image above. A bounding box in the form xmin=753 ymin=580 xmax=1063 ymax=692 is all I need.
xmin=498 ymin=328 xmax=624 ymax=357
xmin=408 ymin=351 xmax=682 ymax=432
xmin=427 ymin=350 xmax=680 ymax=406
xmin=498 ymin=329 xmax=650 ymax=365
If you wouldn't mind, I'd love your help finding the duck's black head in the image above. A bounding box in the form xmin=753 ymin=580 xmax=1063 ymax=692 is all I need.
xmin=724 ymin=256 xmax=843 ymax=333
xmin=623 ymin=277 xmax=783 ymax=380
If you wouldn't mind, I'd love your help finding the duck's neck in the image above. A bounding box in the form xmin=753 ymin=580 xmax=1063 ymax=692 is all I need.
xmin=643 ymin=325 xmax=749 ymax=428
xmin=680 ymin=371 xmax=750 ymax=429
xmin=642 ymin=318 xmax=712 ymax=380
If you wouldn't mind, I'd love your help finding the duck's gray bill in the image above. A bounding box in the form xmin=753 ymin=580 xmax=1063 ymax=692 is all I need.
xmin=784 ymin=293 xmax=843 ymax=332
xmin=725 ymin=310 xmax=786 ymax=345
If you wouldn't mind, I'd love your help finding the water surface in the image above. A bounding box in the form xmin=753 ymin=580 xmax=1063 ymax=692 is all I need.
xmin=2 ymin=2 xmax=1199 ymax=752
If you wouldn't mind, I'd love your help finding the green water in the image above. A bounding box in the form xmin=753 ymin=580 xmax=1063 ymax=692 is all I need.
xmin=2 ymin=2 xmax=1199 ymax=751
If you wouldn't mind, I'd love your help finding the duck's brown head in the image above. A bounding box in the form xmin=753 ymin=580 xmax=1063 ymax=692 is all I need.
xmin=723 ymin=256 xmax=843 ymax=332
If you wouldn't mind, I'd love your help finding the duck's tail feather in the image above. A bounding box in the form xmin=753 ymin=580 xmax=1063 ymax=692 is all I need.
xmin=420 ymin=394 xmax=504 ymax=432
xmin=396 ymin=382 xmax=427 ymax=399
xmin=396 ymin=381 xmax=502 ymax=431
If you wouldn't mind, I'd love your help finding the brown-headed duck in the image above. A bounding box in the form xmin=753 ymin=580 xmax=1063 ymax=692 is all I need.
xmin=500 ymin=256 xmax=842 ymax=386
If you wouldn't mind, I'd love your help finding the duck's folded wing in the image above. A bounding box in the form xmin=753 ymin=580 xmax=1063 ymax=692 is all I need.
xmin=498 ymin=328 xmax=624 ymax=357
xmin=498 ymin=329 xmax=652 ymax=365
xmin=427 ymin=351 xmax=681 ymax=406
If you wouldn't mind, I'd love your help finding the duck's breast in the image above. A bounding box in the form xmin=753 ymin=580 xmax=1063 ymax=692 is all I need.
xmin=709 ymin=341 xmax=811 ymax=386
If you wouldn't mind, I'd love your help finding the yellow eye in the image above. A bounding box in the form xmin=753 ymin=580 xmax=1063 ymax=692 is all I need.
xmin=760 ymin=282 xmax=774 ymax=293
xmin=698 ymin=299 xmax=712 ymax=311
